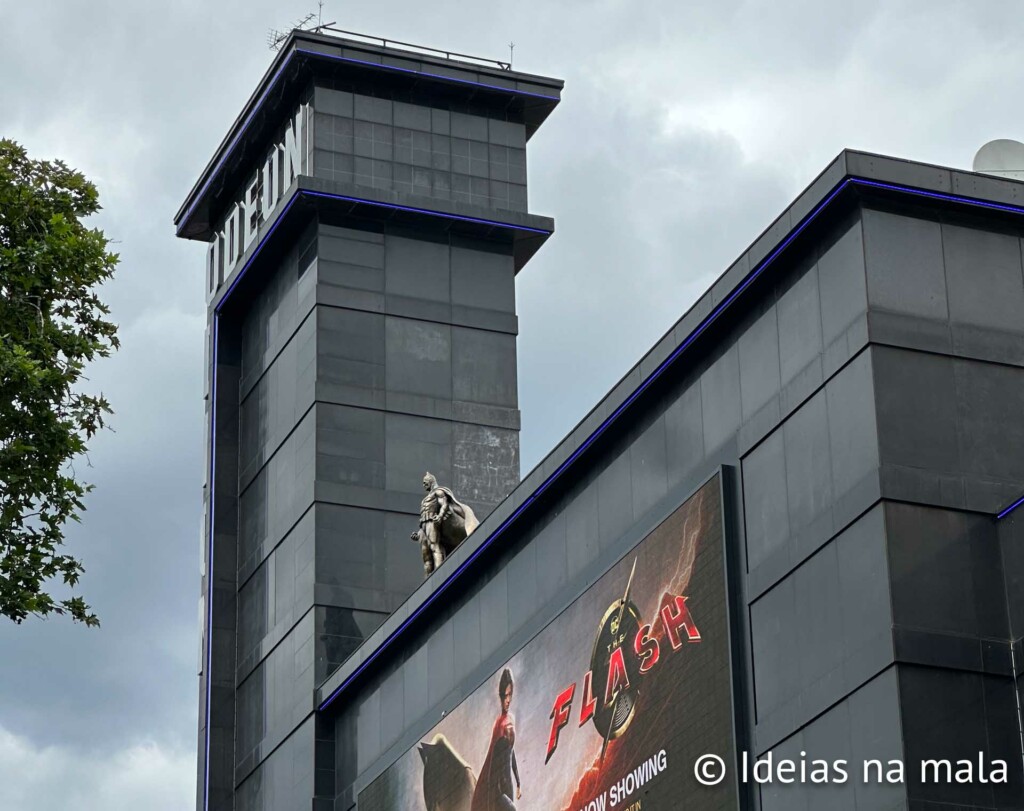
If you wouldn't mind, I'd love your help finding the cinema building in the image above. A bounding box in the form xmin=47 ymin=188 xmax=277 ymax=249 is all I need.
xmin=175 ymin=28 xmax=1024 ymax=811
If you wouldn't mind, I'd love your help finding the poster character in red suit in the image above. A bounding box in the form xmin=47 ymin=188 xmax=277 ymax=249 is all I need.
xmin=471 ymin=668 xmax=521 ymax=811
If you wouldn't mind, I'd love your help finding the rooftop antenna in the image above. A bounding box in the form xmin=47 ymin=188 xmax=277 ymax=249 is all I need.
xmin=268 ymin=8 xmax=332 ymax=50
xmin=508 ymin=41 xmax=515 ymax=68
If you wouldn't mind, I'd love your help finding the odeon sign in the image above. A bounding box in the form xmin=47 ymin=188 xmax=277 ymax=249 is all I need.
xmin=206 ymin=104 xmax=310 ymax=300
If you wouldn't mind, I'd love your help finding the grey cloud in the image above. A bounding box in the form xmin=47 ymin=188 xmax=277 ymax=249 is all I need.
xmin=0 ymin=726 xmax=193 ymax=810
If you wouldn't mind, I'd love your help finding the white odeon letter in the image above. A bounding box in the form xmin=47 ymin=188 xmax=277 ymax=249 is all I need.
xmin=283 ymin=108 xmax=304 ymax=187
xmin=243 ymin=176 xmax=260 ymax=252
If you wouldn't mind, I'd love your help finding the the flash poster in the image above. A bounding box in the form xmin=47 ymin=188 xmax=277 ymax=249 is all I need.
xmin=360 ymin=474 xmax=737 ymax=811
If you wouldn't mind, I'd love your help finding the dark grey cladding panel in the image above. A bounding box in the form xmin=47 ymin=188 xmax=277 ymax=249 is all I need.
xmin=450 ymin=245 xmax=515 ymax=313
xmin=751 ymin=506 xmax=892 ymax=750
xmin=596 ymin=444 xmax=634 ymax=550
xmin=316 ymin=402 xmax=386 ymax=491
xmin=776 ymin=256 xmax=822 ymax=388
xmin=238 ymin=409 xmax=317 ymax=576
xmin=664 ymin=376 xmax=705 ymax=493
xmin=239 ymin=313 xmax=316 ymax=489
xmin=426 ymin=617 xmax=456 ymax=707
xmin=316 ymin=306 xmax=386 ymax=406
xmin=817 ymin=217 xmax=866 ymax=347
xmin=629 ymin=414 xmax=668 ymax=520
xmin=452 ymin=327 xmax=517 ymax=408
xmin=738 ymin=303 xmax=781 ymax=422
xmin=384 ymin=236 xmax=450 ymax=304
xmin=783 ymin=392 xmax=832 ymax=542
xmin=758 ymin=668 xmax=905 ymax=808
xmin=505 ymin=537 xmax=540 ymax=639
xmin=452 ymin=422 xmax=520 ymax=510
xmin=873 ymin=348 xmax=959 ymax=472
xmin=942 ymin=223 xmax=1024 ymax=332
xmin=743 ymin=430 xmax=789 ymax=572
xmin=953 ymin=358 xmax=1024 ymax=483
xmin=564 ymin=473 xmax=600 ymax=581
xmin=898 ymin=666 xmax=1024 ymax=807
xmin=700 ymin=344 xmax=741 ymax=453
xmin=237 ymin=508 xmax=316 ymax=679
xmin=863 ymin=208 xmax=948 ymax=321
xmin=885 ymin=503 xmax=1008 ymax=641
xmin=873 ymin=346 xmax=1024 ymax=511
xmin=384 ymin=413 xmax=453 ymax=494
xmin=236 ymin=718 xmax=316 ymax=811
xmin=234 ymin=612 xmax=316 ymax=782
xmin=825 ymin=350 xmax=878 ymax=504
xmin=384 ymin=317 xmax=452 ymax=401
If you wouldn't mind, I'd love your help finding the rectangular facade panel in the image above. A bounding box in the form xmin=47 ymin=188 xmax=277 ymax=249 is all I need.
xmin=359 ymin=474 xmax=737 ymax=811
xmin=750 ymin=506 xmax=893 ymax=747
xmin=313 ymin=90 xmax=528 ymax=213
xmin=758 ymin=668 xmax=906 ymax=811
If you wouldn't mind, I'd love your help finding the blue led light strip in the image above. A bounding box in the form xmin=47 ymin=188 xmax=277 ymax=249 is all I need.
xmin=999 ymin=495 xmax=1024 ymax=520
xmin=202 ymin=315 xmax=218 ymax=810
xmin=178 ymin=44 xmax=558 ymax=235
xmin=303 ymin=190 xmax=552 ymax=234
xmin=315 ymin=174 xmax=1024 ymax=713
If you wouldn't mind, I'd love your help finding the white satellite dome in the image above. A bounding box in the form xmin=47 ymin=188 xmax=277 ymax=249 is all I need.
xmin=972 ymin=139 xmax=1024 ymax=181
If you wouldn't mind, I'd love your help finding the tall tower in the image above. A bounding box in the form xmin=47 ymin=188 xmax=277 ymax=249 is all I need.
xmin=174 ymin=30 xmax=562 ymax=810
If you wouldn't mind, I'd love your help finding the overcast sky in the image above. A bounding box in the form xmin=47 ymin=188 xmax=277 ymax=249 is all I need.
xmin=1 ymin=1 xmax=1022 ymax=808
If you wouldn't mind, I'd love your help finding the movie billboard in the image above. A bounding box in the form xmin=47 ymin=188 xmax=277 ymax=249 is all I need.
xmin=360 ymin=474 xmax=736 ymax=811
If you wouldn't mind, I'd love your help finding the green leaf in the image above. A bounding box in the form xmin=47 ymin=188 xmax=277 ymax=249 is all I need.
xmin=0 ymin=138 xmax=119 ymax=627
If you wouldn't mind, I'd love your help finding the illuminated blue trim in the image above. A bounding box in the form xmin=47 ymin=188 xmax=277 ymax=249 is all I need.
xmin=293 ymin=47 xmax=561 ymax=101
xmin=999 ymin=494 xmax=1024 ymax=520
xmin=315 ymin=174 xmax=1024 ymax=713
xmin=302 ymin=190 xmax=552 ymax=234
xmin=855 ymin=178 xmax=1024 ymax=216
xmin=201 ymin=191 xmax=302 ymax=811
xmin=202 ymin=317 xmax=217 ymax=810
